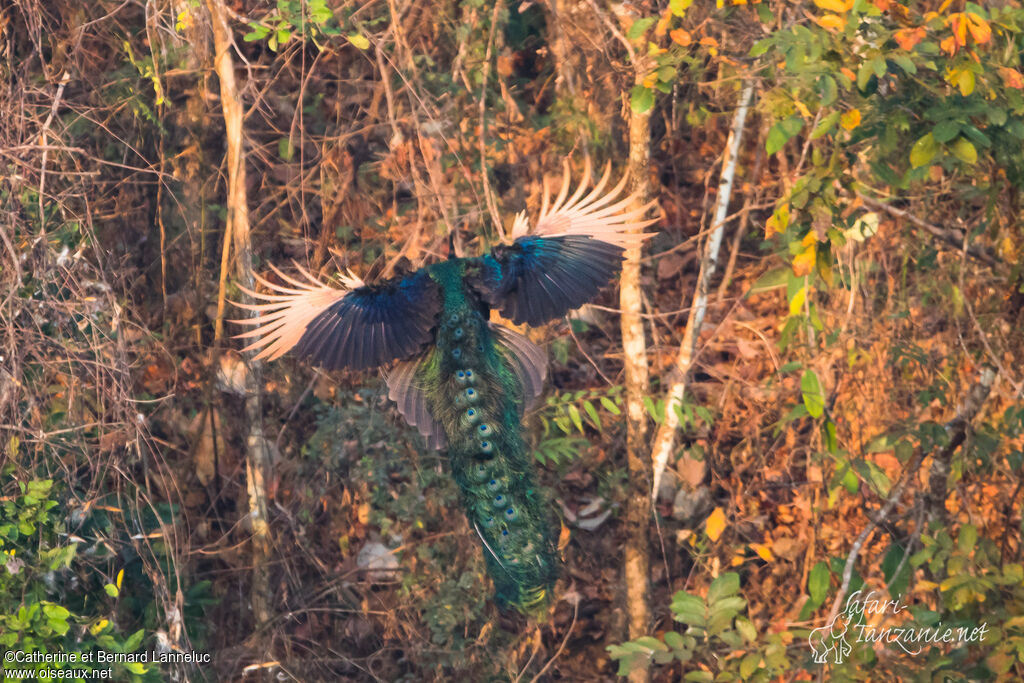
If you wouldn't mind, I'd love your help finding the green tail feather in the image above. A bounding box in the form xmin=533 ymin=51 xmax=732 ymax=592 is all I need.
xmin=420 ymin=261 xmax=559 ymax=613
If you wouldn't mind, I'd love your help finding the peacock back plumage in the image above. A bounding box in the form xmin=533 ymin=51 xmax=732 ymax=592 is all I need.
xmin=231 ymin=161 xmax=656 ymax=613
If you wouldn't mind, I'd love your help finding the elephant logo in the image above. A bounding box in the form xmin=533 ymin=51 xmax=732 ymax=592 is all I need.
xmin=809 ymin=614 xmax=852 ymax=664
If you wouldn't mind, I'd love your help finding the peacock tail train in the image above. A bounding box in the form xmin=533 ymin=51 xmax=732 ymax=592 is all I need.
xmin=416 ymin=260 xmax=558 ymax=611
xmin=230 ymin=161 xmax=657 ymax=613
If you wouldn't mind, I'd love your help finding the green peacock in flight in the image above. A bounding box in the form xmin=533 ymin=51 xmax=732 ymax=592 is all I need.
xmin=232 ymin=160 xmax=656 ymax=613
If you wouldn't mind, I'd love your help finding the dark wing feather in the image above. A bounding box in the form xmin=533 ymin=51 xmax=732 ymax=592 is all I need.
xmin=384 ymin=355 xmax=448 ymax=450
xmin=471 ymin=236 xmax=624 ymax=326
xmin=469 ymin=161 xmax=657 ymax=326
xmin=490 ymin=324 xmax=547 ymax=412
xmin=233 ymin=265 xmax=440 ymax=371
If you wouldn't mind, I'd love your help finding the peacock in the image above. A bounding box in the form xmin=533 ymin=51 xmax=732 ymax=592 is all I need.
xmin=231 ymin=160 xmax=656 ymax=613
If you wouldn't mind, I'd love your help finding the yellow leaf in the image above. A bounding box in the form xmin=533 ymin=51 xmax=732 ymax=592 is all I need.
xmin=841 ymin=108 xmax=861 ymax=130
xmin=794 ymin=100 xmax=812 ymax=119
xmin=957 ymin=69 xmax=975 ymax=96
xmin=116 ymin=568 xmax=124 ymax=590
xmin=765 ymin=204 xmax=789 ymax=239
xmin=792 ymin=247 xmax=816 ymax=277
xmin=731 ymin=554 xmax=745 ymax=566
xmin=706 ymin=507 xmax=726 ymax=542
xmin=90 ymin=619 xmax=109 ymax=636
xmin=750 ymin=543 xmax=773 ymax=562
xmin=789 ymin=285 xmax=807 ymax=316
xmin=818 ymin=14 xmax=845 ymax=31
xmin=916 ymin=580 xmax=939 ymax=591
xmin=813 ymin=0 xmax=851 ymax=12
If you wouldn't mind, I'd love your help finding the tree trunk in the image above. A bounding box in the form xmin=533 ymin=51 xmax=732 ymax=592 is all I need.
xmin=620 ymin=74 xmax=653 ymax=683
xmin=207 ymin=0 xmax=273 ymax=627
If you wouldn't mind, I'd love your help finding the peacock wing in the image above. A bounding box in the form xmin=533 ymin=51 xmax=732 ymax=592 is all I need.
xmin=383 ymin=354 xmax=448 ymax=450
xmin=490 ymin=324 xmax=547 ymax=413
xmin=232 ymin=263 xmax=440 ymax=371
xmin=469 ymin=159 xmax=658 ymax=326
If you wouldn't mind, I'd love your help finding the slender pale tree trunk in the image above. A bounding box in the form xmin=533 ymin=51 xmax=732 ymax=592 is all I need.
xmin=650 ymin=83 xmax=754 ymax=499
xmin=207 ymin=0 xmax=273 ymax=626
xmin=620 ymin=75 xmax=653 ymax=683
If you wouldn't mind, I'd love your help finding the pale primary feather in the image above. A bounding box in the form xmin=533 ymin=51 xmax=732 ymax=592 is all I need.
xmin=231 ymin=262 xmax=356 ymax=361
xmin=511 ymin=159 xmax=658 ymax=248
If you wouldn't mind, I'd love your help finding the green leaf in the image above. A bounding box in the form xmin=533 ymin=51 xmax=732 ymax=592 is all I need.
xmin=808 ymin=561 xmax=830 ymax=606
xmin=663 ymin=630 xmax=686 ymax=649
xmin=104 ymin=583 xmax=119 ymax=598
xmin=961 ymin=124 xmax=991 ymax=147
xmin=818 ymin=75 xmax=838 ymax=107
xmin=857 ymin=61 xmax=875 ymax=91
xmin=243 ymin=24 xmax=271 ymax=42
xmin=278 ymin=137 xmax=294 ymax=162
xmin=568 ymin=404 xmax=584 ymax=433
xmin=708 ymin=572 xmax=740 ymax=602
xmin=800 ymin=370 xmax=825 ymax=418
xmin=583 ymin=400 xmax=602 ymax=431
xmin=633 ymin=636 xmax=669 ymax=652
xmin=892 ymin=54 xmax=916 ymax=74
xmin=627 ymin=17 xmax=656 ymax=41
xmin=909 ymin=132 xmax=937 ymax=168
xmin=952 ymin=137 xmax=977 ymax=164
xmin=42 ymin=604 xmax=70 ymax=620
xmin=766 ymin=124 xmax=788 ymax=155
xmin=740 ymin=653 xmax=761 ymax=678
xmin=124 ymin=628 xmax=145 ymax=651
xmin=932 ymin=120 xmax=961 ymax=143
xmin=630 ymin=85 xmax=654 ymax=114
xmin=958 ymin=524 xmax=978 ymax=553
xmin=347 ymin=33 xmax=370 ymax=50
xmin=750 ymin=267 xmax=789 ymax=292
xmin=600 ymin=397 xmax=621 ymax=415
xmin=749 ymin=38 xmax=771 ymax=57
xmin=811 ymin=111 xmax=840 ymax=140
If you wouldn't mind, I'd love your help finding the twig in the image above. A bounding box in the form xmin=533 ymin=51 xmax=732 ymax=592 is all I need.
xmin=923 ymin=367 xmax=998 ymax=523
xmin=857 ymin=193 xmax=997 ymax=266
xmin=37 ymin=70 xmax=70 ymax=236
xmin=528 ymin=597 xmax=578 ymax=683
xmin=650 ymin=81 xmax=754 ymax=499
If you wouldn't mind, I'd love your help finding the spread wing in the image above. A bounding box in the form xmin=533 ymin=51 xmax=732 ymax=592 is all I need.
xmin=231 ymin=263 xmax=440 ymax=371
xmin=471 ymin=159 xmax=658 ymax=326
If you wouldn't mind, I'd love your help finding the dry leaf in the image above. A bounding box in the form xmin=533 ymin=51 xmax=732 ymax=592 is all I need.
xmin=706 ymin=506 xmax=726 ymax=542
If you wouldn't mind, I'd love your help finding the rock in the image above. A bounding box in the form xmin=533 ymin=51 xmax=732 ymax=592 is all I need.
xmin=672 ymin=486 xmax=713 ymax=525
xmin=357 ymin=541 xmax=399 ymax=583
